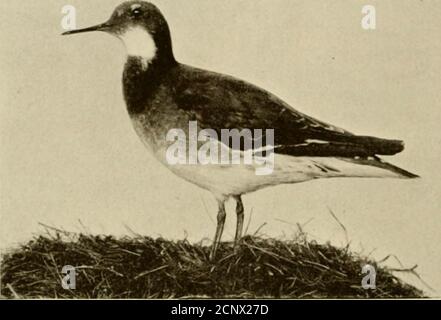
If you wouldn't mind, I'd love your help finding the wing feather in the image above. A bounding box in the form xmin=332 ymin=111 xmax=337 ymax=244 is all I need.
xmin=172 ymin=64 xmax=404 ymax=157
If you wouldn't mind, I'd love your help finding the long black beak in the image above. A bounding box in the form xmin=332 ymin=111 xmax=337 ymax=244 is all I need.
xmin=62 ymin=23 xmax=112 ymax=36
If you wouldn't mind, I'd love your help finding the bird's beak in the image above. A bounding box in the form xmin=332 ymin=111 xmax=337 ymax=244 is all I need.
xmin=62 ymin=22 xmax=113 ymax=36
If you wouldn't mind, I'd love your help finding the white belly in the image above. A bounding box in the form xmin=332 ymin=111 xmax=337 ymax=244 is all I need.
xmin=131 ymin=116 xmax=401 ymax=200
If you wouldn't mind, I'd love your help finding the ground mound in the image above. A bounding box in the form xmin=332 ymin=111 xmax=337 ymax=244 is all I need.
xmin=1 ymin=231 xmax=424 ymax=299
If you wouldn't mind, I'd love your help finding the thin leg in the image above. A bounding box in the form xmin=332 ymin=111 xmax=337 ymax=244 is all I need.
xmin=209 ymin=200 xmax=226 ymax=261
xmin=234 ymin=195 xmax=244 ymax=249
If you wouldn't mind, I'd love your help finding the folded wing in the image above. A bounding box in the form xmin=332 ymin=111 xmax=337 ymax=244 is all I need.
xmin=173 ymin=65 xmax=405 ymax=158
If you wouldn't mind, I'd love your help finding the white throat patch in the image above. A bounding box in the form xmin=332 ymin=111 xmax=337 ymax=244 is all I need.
xmin=117 ymin=26 xmax=157 ymax=69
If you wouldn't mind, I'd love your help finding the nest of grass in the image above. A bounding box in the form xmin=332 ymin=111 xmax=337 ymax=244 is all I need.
xmin=1 ymin=230 xmax=424 ymax=299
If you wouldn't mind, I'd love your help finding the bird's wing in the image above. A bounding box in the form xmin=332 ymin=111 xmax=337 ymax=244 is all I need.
xmin=173 ymin=64 xmax=404 ymax=158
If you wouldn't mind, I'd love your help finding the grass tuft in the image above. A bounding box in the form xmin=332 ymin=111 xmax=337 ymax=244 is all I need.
xmin=0 ymin=231 xmax=424 ymax=299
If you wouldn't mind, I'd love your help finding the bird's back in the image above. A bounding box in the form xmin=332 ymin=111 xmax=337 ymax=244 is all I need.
xmin=169 ymin=64 xmax=407 ymax=158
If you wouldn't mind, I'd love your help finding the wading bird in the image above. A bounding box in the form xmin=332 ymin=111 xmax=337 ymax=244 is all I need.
xmin=63 ymin=1 xmax=418 ymax=260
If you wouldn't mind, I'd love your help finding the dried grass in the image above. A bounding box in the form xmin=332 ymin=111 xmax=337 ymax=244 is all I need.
xmin=0 ymin=230 xmax=424 ymax=299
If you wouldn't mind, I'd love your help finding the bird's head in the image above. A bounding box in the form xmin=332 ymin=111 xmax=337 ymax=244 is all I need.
xmin=63 ymin=1 xmax=175 ymax=66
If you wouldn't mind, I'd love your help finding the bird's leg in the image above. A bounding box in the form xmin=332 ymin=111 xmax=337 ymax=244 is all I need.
xmin=209 ymin=200 xmax=226 ymax=261
xmin=234 ymin=195 xmax=244 ymax=251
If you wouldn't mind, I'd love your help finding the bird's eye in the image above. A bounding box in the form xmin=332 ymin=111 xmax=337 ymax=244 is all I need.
xmin=132 ymin=9 xmax=142 ymax=17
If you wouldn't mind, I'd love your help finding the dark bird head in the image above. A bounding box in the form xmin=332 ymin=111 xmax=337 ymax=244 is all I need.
xmin=63 ymin=1 xmax=175 ymax=66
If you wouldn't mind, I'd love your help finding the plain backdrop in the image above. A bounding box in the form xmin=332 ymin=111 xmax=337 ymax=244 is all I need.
xmin=1 ymin=0 xmax=440 ymax=295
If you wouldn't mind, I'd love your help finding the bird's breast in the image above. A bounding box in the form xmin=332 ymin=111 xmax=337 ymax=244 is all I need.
xmin=130 ymin=113 xmax=169 ymax=157
xmin=128 ymin=106 xmax=191 ymax=164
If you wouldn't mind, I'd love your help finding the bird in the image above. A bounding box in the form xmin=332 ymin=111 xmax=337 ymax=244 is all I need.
xmin=63 ymin=1 xmax=418 ymax=260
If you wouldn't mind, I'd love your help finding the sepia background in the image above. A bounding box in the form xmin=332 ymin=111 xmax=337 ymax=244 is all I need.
xmin=1 ymin=0 xmax=440 ymax=295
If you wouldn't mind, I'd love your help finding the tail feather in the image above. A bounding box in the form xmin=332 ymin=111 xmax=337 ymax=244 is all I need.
xmin=350 ymin=136 xmax=405 ymax=156
xmin=341 ymin=157 xmax=419 ymax=179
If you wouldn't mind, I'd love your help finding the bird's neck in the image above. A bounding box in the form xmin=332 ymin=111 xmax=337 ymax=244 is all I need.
xmin=120 ymin=25 xmax=177 ymax=115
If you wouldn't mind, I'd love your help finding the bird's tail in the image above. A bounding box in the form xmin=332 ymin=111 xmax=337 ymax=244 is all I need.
xmin=349 ymin=136 xmax=405 ymax=156
xmin=341 ymin=157 xmax=420 ymax=179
